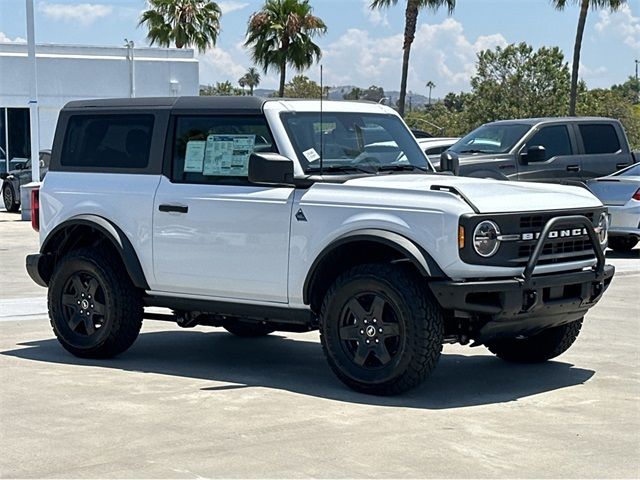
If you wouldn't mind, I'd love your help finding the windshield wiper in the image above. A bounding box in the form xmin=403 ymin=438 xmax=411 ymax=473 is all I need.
xmin=377 ymin=164 xmax=428 ymax=173
xmin=305 ymin=165 xmax=375 ymax=174
xmin=458 ymin=149 xmax=492 ymax=154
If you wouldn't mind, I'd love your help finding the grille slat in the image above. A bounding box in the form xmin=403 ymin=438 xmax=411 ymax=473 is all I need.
xmin=515 ymin=211 xmax=597 ymax=266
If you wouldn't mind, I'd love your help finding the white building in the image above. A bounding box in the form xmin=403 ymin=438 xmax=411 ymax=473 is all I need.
xmin=0 ymin=43 xmax=199 ymax=170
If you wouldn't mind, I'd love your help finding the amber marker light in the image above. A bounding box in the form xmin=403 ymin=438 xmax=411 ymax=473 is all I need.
xmin=458 ymin=225 xmax=465 ymax=249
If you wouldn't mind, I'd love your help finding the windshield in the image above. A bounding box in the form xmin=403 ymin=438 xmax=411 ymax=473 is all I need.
xmin=450 ymin=123 xmax=532 ymax=154
xmin=281 ymin=112 xmax=434 ymax=173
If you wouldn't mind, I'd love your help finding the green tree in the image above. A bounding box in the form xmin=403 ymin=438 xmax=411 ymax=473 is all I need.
xmin=281 ymin=75 xmax=323 ymax=98
xmin=551 ymin=0 xmax=626 ymax=116
xmin=425 ymin=80 xmax=435 ymax=106
xmin=361 ymin=85 xmax=386 ymax=102
xmin=245 ymin=0 xmax=327 ymax=98
xmin=370 ymin=0 xmax=455 ymax=117
xmin=200 ymin=81 xmax=244 ymax=96
xmin=243 ymin=67 xmax=261 ymax=95
xmin=443 ymin=91 xmax=471 ymax=112
xmin=465 ymin=43 xmax=571 ymax=125
xmin=344 ymin=87 xmax=363 ymax=100
xmin=611 ymin=76 xmax=640 ymax=104
xmin=139 ymin=0 xmax=221 ymax=51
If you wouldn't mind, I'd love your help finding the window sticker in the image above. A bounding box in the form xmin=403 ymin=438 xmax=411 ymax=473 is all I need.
xmin=183 ymin=140 xmax=206 ymax=172
xmin=203 ymin=134 xmax=256 ymax=176
xmin=303 ymin=147 xmax=321 ymax=162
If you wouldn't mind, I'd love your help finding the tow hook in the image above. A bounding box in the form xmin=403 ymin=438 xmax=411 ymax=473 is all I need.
xmin=523 ymin=290 xmax=538 ymax=312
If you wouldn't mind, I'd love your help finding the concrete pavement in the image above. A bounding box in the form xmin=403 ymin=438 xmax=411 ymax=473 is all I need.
xmin=1 ymin=218 xmax=639 ymax=478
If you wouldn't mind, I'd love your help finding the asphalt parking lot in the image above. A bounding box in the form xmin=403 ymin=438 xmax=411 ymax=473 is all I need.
xmin=0 ymin=211 xmax=638 ymax=479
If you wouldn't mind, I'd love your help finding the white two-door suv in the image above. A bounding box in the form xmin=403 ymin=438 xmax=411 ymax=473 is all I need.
xmin=26 ymin=97 xmax=614 ymax=395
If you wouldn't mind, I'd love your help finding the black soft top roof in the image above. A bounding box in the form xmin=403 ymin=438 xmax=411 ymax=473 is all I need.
xmin=63 ymin=96 xmax=269 ymax=113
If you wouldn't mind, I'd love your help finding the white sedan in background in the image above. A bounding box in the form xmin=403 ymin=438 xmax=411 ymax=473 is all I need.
xmin=587 ymin=163 xmax=640 ymax=252
xmin=417 ymin=137 xmax=460 ymax=168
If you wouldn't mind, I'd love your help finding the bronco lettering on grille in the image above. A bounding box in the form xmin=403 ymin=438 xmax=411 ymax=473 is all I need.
xmin=520 ymin=228 xmax=589 ymax=241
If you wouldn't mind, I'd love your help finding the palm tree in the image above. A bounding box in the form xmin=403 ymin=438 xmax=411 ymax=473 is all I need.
xmin=245 ymin=0 xmax=327 ymax=97
xmin=552 ymin=0 xmax=626 ymax=115
xmin=244 ymin=67 xmax=261 ymax=95
xmin=139 ymin=0 xmax=221 ymax=52
xmin=371 ymin=0 xmax=455 ymax=117
xmin=425 ymin=80 xmax=435 ymax=106
xmin=238 ymin=76 xmax=247 ymax=94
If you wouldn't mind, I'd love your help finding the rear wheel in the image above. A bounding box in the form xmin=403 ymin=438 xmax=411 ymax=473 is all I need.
xmin=608 ymin=237 xmax=638 ymax=253
xmin=223 ymin=321 xmax=274 ymax=337
xmin=2 ymin=184 xmax=19 ymax=212
xmin=48 ymin=248 xmax=143 ymax=358
xmin=486 ymin=319 xmax=583 ymax=363
xmin=320 ymin=264 xmax=443 ymax=395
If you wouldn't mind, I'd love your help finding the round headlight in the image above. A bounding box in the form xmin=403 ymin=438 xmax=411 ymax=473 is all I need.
xmin=596 ymin=212 xmax=609 ymax=245
xmin=473 ymin=220 xmax=501 ymax=257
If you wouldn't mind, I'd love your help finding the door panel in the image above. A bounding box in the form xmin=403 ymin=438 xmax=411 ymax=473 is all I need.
xmin=517 ymin=125 xmax=577 ymax=183
xmin=153 ymin=176 xmax=295 ymax=303
xmin=576 ymin=123 xmax=627 ymax=180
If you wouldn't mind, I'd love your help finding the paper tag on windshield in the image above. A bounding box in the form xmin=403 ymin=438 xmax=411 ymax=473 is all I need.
xmin=303 ymin=148 xmax=320 ymax=162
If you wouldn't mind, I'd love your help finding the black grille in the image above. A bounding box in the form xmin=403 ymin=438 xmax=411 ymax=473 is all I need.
xmin=459 ymin=208 xmax=604 ymax=267
xmin=520 ymin=212 xmax=594 ymax=230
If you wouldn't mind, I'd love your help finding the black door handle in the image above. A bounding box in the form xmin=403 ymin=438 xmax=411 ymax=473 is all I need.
xmin=159 ymin=204 xmax=188 ymax=213
xmin=566 ymin=165 xmax=581 ymax=172
xmin=616 ymin=163 xmax=629 ymax=170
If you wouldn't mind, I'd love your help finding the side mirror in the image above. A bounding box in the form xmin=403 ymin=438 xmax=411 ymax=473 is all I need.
xmin=522 ymin=145 xmax=546 ymax=164
xmin=440 ymin=152 xmax=460 ymax=175
xmin=248 ymin=153 xmax=295 ymax=186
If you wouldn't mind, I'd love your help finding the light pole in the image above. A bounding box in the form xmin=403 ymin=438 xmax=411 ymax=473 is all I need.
xmin=124 ymin=39 xmax=135 ymax=98
xmin=26 ymin=0 xmax=40 ymax=183
xmin=635 ymin=59 xmax=639 ymax=103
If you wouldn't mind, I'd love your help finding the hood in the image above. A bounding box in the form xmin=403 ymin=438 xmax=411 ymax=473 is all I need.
xmin=343 ymin=174 xmax=602 ymax=214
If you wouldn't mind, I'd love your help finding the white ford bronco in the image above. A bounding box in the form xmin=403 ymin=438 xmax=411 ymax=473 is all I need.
xmin=26 ymin=97 xmax=614 ymax=395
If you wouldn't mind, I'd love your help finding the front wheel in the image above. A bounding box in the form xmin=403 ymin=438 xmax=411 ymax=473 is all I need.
xmin=2 ymin=184 xmax=19 ymax=212
xmin=319 ymin=264 xmax=444 ymax=395
xmin=48 ymin=248 xmax=143 ymax=358
xmin=486 ymin=319 xmax=583 ymax=363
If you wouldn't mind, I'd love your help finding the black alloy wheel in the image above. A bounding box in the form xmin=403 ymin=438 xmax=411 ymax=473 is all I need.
xmin=338 ymin=293 xmax=402 ymax=368
xmin=60 ymin=272 xmax=108 ymax=338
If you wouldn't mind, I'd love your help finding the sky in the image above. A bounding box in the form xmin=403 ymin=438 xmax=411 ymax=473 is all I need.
xmin=0 ymin=0 xmax=639 ymax=97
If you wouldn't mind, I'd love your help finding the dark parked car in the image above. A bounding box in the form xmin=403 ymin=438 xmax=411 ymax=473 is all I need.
xmin=1 ymin=149 xmax=50 ymax=212
xmin=445 ymin=117 xmax=637 ymax=183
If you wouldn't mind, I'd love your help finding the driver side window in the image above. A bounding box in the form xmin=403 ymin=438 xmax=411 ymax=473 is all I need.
xmin=525 ymin=125 xmax=572 ymax=159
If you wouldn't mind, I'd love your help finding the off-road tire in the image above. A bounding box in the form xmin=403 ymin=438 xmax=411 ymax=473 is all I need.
xmin=223 ymin=321 xmax=274 ymax=337
xmin=2 ymin=184 xmax=19 ymax=212
xmin=608 ymin=237 xmax=638 ymax=253
xmin=486 ymin=318 xmax=583 ymax=363
xmin=48 ymin=248 xmax=143 ymax=358
xmin=319 ymin=263 xmax=444 ymax=395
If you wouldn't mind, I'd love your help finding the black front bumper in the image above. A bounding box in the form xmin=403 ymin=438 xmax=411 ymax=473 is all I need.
xmin=429 ymin=214 xmax=615 ymax=343
xmin=430 ymin=265 xmax=614 ymax=342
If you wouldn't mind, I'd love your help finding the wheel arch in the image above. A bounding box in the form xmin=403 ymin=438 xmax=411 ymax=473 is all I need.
xmin=39 ymin=215 xmax=149 ymax=289
xmin=303 ymin=229 xmax=445 ymax=313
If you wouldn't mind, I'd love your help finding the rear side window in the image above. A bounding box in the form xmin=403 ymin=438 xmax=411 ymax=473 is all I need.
xmin=579 ymin=124 xmax=621 ymax=154
xmin=526 ymin=125 xmax=572 ymax=158
xmin=171 ymin=115 xmax=276 ymax=185
xmin=61 ymin=114 xmax=154 ymax=168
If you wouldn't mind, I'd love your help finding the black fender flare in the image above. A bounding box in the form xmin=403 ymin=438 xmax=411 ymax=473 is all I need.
xmin=41 ymin=214 xmax=149 ymax=289
xmin=302 ymin=229 xmax=445 ymax=305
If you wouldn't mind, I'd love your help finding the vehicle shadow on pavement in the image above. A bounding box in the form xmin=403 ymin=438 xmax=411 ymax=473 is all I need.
xmin=606 ymin=249 xmax=640 ymax=259
xmin=3 ymin=330 xmax=594 ymax=409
